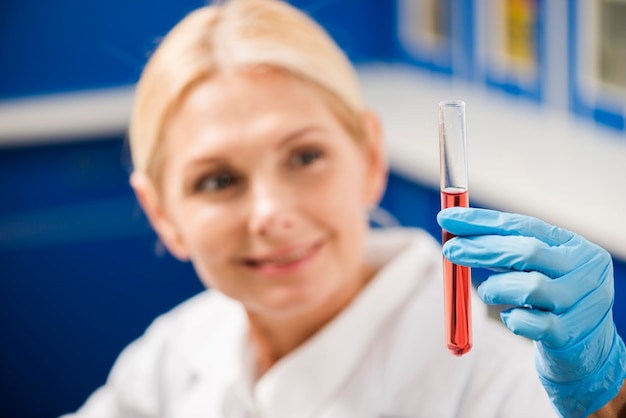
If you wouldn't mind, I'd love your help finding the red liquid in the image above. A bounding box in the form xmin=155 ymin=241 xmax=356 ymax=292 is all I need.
xmin=441 ymin=188 xmax=472 ymax=356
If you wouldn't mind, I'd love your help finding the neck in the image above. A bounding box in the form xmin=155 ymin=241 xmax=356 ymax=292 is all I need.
xmin=246 ymin=263 xmax=377 ymax=379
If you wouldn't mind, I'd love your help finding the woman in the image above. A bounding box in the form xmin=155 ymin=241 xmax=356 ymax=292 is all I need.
xmin=64 ymin=0 xmax=626 ymax=417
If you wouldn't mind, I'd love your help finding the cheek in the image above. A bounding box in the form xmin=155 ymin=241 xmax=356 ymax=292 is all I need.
xmin=306 ymin=157 xmax=370 ymax=232
xmin=175 ymin=202 xmax=243 ymax=271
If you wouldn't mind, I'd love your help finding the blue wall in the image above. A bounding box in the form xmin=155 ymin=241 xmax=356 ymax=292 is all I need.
xmin=0 ymin=0 xmax=394 ymax=99
xmin=0 ymin=138 xmax=201 ymax=416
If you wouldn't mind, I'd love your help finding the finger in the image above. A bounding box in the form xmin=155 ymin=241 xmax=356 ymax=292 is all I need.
xmin=477 ymin=269 xmax=606 ymax=314
xmin=437 ymin=207 xmax=574 ymax=246
xmin=443 ymin=234 xmax=585 ymax=277
xmin=500 ymin=282 xmax=613 ymax=349
xmin=499 ymin=307 xmax=558 ymax=342
xmin=477 ymin=271 xmax=560 ymax=311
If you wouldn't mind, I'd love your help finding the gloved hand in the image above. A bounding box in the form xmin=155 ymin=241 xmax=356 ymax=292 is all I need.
xmin=437 ymin=207 xmax=626 ymax=418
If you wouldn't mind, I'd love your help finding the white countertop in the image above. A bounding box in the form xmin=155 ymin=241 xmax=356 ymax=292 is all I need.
xmin=0 ymin=64 xmax=625 ymax=259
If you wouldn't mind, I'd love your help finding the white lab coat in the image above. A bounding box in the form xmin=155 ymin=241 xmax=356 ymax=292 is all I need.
xmin=63 ymin=228 xmax=556 ymax=417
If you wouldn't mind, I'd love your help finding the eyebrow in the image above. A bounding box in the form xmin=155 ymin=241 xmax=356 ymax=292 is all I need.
xmin=183 ymin=156 xmax=227 ymax=176
xmin=277 ymin=125 xmax=327 ymax=148
xmin=183 ymin=125 xmax=328 ymax=171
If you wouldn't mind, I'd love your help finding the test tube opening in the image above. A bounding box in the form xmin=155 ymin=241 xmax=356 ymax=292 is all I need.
xmin=438 ymin=100 xmax=468 ymax=193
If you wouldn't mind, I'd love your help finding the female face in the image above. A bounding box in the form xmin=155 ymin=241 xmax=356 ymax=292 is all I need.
xmin=135 ymin=70 xmax=385 ymax=318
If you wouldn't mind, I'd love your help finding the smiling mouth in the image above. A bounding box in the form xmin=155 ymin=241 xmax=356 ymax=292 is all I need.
xmin=242 ymin=242 xmax=322 ymax=270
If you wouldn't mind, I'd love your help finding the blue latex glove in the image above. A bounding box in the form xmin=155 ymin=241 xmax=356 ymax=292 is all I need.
xmin=437 ymin=207 xmax=626 ymax=418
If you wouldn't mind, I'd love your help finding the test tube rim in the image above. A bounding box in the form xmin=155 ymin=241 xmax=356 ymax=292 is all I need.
xmin=438 ymin=100 xmax=466 ymax=108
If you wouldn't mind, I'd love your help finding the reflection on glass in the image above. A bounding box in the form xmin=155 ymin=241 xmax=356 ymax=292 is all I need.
xmin=397 ymin=0 xmax=455 ymax=70
xmin=504 ymin=0 xmax=537 ymax=71
xmin=406 ymin=0 xmax=451 ymax=46
xmin=425 ymin=0 xmax=450 ymax=42
xmin=599 ymin=0 xmax=626 ymax=90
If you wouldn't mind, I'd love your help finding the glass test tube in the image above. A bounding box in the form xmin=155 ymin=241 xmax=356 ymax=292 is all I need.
xmin=438 ymin=100 xmax=472 ymax=356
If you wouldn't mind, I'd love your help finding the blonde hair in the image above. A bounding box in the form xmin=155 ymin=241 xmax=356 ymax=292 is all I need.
xmin=129 ymin=0 xmax=365 ymax=180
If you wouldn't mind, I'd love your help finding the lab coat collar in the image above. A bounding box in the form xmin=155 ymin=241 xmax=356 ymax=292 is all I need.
xmin=167 ymin=292 xmax=250 ymax=417
xmin=245 ymin=228 xmax=440 ymax=418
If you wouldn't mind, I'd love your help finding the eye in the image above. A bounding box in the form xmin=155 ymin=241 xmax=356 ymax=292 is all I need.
xmin=292 ymin=149 xmax=323 ymax=167
xmin=195 ymin=172 xmax=237 ymax=192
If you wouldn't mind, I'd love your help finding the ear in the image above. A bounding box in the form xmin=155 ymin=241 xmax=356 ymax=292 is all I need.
xmin=130 ymin=172 xmax=190 ymax=261
xmin=360 ymin=110 xmax=388 ymax=207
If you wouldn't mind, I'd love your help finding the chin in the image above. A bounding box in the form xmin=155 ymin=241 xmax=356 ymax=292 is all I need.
xmin=249 ymin=286 xmax=331 ymax=318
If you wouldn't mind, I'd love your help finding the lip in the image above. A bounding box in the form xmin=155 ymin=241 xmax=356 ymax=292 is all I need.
xmin=239 ymin=241 xmax=324 ymax=276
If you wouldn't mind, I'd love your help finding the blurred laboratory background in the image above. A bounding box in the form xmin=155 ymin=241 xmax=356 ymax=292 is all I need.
xmin=1 ymin=0 xmax=625 ymax=416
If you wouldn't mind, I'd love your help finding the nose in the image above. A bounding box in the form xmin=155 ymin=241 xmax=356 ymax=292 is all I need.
xmin=247 ymin=178 xmax=295 ymax=237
